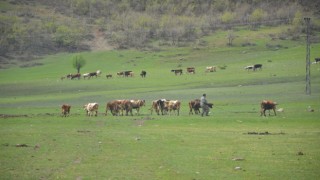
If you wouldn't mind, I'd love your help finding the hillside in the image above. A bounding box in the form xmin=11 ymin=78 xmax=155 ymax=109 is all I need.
xmin=1 ymin=0 xmax=320 ymax=68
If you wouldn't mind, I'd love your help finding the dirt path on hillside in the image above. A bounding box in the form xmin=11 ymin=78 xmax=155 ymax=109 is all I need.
xmin=89 ymin=28 xmax=114 ymax=51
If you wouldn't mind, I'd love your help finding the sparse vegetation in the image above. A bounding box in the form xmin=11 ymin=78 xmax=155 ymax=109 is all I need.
xmin=1 ymin=0 xmax=320 ymax=63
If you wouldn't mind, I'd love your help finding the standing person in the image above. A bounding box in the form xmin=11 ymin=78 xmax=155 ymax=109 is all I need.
xmin=200 ymin=94 xmax=209 ymax=116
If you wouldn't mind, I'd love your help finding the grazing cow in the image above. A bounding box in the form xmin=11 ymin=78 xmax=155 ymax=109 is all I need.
xmin=96 ymin=70 xmax=102 ymax=76
xmin=140 ymin=70 xmax=147 ymax=78
xmin=130 ymin=99 xmax=145 ymax=115
xmin=189 ymin=99 xmax=201 ymax=115
xmin=71 ymin=73 xmax=81 ymax=80
xmin=206 ymin=66 xmax=216 ymax=72
xmin=117 ymin=71 xmax=124 ymax=77
xmin=253 ymin=64 xmax=262 ymax=71
xmin=260 ymin=100 xmax=277 ymax=116
xmin=61 ymin=104 xmax=71 ymax=117
xmin=171 ymin=69 xmax=183 ymax=75
xmin=313 ymin=58 xmax=320 ymax=64
xmin=83 ymin=73 xmax=90 ymax=79
xmin=106 ymin=74 xmax=112 ymax=79
xmin=123 ymin=71 xmax=132 ymax=77
xmin=187 ymin=67 xmax=195 ymax=74
xmin=84 ymin=103 xmax=99 ymax=116
xmin=88 ymin=72 xmax=98 ymax=78
xmin=245 ymin=65 xmax=254 ymax=71
xmin=106 ymin=101 xmax=121 ymax=116
xmin=165 ymin=100 xmax=181 ymax=116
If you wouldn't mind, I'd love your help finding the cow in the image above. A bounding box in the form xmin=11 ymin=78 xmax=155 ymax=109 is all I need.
xmin=106 ymin=74 xmax=112 ymax=78
xmin=71 ymin=73 xmax=81 ymax=80
xmin=96 ymin=70 xmax=102 ymax=76
xmin=187 ymin=67 xmax=195 ymax=74
xmin=106 ymin=101 xmax=121 ymax=116
xmin=150 ymin=99 xmax=167 ymax=115
xmin=83 ymin=73 xmax=90 ymax=79
xmin=84 ymin=103 xmax=99 ymax=116
xmin=260 ymin=100 xmax=277 ymax=116
xmin=61 ymin=104 xmax=71 ymax=117
xmin=171 ymin=69 xmax=183 ymax=75
xmin=206 ymin=66 xmax=216 ymax=72
xmin=164 ymin=100 xmax=181 ymax=116
xmin=313 ymin=58 xmax=320 ymax=64
xmin=88 ymin=72 xmax=98 ymax=78
xmin=189 ymin=99 xmax=201 ymax=115
xmin=245 ymin=65 xmax=254 ymax=71
xmin=253 ymin=64 xmax=262 ymax=71
xmin=140 ymin=70 xmax=147 ymax=78
xmin=129 ymin=72 xmax=134 ymax=77
xmin=113 ymin=100 xmax=133 ymax=116
xmin=117 ymin=71 xmax=124 ymax=77
xmin=124 ymin=71 xmax=133 ymax=77
xmin=130 ymin=99 xmax=145 ymax=115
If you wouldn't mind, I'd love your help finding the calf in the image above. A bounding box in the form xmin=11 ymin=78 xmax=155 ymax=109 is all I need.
xmin=84 ymin=103 xmax=99 ymax=116
xmin=61 ymin=104 xmax=71 ymax=117
xmin=260 ymin=100 xmax=277 ymax=116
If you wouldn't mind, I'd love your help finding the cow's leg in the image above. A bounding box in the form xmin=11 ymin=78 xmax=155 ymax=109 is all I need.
xmin=273 ymin=108 xmax=277 ymax=116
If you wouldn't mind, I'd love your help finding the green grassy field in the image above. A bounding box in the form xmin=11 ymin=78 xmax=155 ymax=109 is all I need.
xmin=1 ymin=27 xmax=320 ymax=179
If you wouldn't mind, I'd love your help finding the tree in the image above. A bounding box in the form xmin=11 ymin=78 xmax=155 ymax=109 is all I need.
xmin=72 ymin=55 xmax=86 ymax=73
xmin=227 ymin=30 xmax=236 ymax=46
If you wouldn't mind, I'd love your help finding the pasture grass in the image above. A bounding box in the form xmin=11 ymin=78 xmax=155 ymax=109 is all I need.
xmin=1 ymin=26 xmax=320 ymax=179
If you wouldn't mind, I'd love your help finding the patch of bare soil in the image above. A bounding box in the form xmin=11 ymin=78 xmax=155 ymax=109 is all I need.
xmin=86 ymin=29 xmax=114 ymax=51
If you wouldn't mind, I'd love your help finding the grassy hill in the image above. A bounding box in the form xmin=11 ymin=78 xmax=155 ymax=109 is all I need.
xmin=0 ymin=26 xmax=320 ymax=179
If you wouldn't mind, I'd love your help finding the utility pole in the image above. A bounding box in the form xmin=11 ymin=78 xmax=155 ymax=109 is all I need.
xmin=304 ymin=17 xmax=311 ymax=95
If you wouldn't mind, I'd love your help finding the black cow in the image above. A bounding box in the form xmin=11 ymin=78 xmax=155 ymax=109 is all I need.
xmin=171 ymin=69 xmax=183 ymax=75
xmin=140 ymin=70 xmax=147 ymax=78
xmin=253 ymin=64 xmax=262 ymax=71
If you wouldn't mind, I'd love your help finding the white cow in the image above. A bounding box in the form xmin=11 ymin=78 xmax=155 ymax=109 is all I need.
xmin=206 ymin=66 xmax=216 ymax=72
xmin=84 ymin=103 xmax=99 ymax=116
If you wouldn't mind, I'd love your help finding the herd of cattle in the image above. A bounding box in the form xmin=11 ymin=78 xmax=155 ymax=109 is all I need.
xmin=62 ymin=57 xmax=320 ymax=80
xmin=61 ymin=66 xmax=220 ymax=80
xmin=61 ymin=99 xmax=277 ymax=117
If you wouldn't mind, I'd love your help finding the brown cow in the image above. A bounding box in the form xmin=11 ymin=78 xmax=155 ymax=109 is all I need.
xmin=61 ymin=104 xmax=71 ymax=117
xmin=189 ymin=99 xmax=201 ymax=115
xmin=187 ymin=67 xmax=195 ymax=74
xmin=115 ymin=100 xmax=133 ymax=116
xmin=260 ymin=100 xmax=277 ymax=116
xmin=165 ymin=100 xmax=181 ymax=116
xmin=106 ymin=101 xmax=121 ymax=116
xmin=130 ymin=99 xmax=145 ymax=115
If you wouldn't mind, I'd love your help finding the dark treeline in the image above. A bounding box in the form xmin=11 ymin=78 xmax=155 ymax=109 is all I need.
xmin=0 ymin=0 xmax=319 ymax=62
